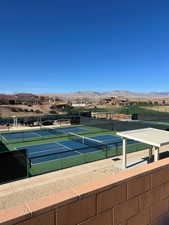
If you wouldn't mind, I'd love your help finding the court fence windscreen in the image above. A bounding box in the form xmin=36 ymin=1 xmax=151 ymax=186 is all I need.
xmin=0 ymin=149 xmax=28 ymax=184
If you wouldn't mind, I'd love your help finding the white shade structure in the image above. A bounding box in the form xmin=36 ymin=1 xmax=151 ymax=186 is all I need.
xmin=117 ymin=128 xmax=169 ymax=169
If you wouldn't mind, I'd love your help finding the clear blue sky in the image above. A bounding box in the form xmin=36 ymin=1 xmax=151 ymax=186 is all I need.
xmin=0 ymin=0 xmax=169 ymax=93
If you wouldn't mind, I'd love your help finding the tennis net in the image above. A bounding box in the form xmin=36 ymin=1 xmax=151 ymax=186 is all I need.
xmin=68 ymin=132 xmax=104 ymax=148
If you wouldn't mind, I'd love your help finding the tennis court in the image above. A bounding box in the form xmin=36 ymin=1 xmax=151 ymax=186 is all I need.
xmin=17 ymin=134 xmax=140 ymax=164
xmin=14 ymin=132 xmax=147 ymax=177
xmin=17 ymin=133 xmax=109 ymax=164
xmin=1 ymin=126 xmax=87 ymax=142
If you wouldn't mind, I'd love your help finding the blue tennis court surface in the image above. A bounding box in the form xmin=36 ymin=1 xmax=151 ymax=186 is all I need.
xmin=90 ymin=135 xmax=122 ymax=144
xmin=2 ymin=132 xmax=40 ymax=140
xmin=90 ymin=135 xmax=137 ymax=145
xmin=59 ymin=140 xmax=85 ymax=149
xmin=57 ymin=127 xmax=87 ymax=133
xmin=16 ymin=135 xmax=124 ymax=164
xmin=1 ymin=127 xmax=87 ymax=141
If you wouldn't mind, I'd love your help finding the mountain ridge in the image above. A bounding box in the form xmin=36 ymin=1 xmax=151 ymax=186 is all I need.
xmin=1 ymin=91 xmax=169 ymax=99
xmin=41 ymin=90 xmax=169 ymax=98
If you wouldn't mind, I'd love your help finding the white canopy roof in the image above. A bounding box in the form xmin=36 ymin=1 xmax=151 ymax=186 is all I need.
xmin=117 ymin=128 xmax=169 ymax=148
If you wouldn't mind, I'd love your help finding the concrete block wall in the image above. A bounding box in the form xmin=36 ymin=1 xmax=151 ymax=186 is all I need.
xmin=1 ymin=158 xmax=169 ymax=225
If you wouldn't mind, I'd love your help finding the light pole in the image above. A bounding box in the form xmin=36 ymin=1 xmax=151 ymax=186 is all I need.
xmin=12 ymin=115 xmax=17 ymax=127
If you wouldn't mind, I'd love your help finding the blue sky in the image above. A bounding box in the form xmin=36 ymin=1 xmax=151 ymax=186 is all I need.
xmin=0 ymin=0 xmax=169 ymax=93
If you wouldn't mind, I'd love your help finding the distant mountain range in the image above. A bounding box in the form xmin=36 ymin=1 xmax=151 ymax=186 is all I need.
xmin=43 ymin=90 xmax=169 ymax=99
xmin=2 ymin=91 xmax=169 ymax=100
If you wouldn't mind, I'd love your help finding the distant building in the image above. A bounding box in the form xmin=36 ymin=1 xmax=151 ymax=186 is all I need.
xmin=71 ymin=99 xmax=87 ymax=107
xmin=0 ymin=94 xmax=17 ymax=104
xmin=91 ymin=112 xmax=133 ymax=121
xmin=15 ymin=93 xmax=39 ymax=105
xmin=71 ymin=103 xmax=86 ymax=107
xmin=100 ymin=96 xmax=129 ymax=106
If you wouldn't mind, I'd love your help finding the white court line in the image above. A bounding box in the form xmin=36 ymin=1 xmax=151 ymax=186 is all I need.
xmin=29 ymin=147 xmax=65 ymax=156
xmin=29 ymin=143 xmax=73 ymax=157
xmin=1 ymin=135 xmax=7 ymax=142
xmin=31 ymin=155 xmax=63 ymax=165
xmin=55 ymin=142 xmax=72 ymax=150
xmin=30 ymin=144 xmax=74 ymax=165
xmin=32 ymin=132 xmax=41 ymax=137
xmin=74 ymin=150 xmax=82 ymax=154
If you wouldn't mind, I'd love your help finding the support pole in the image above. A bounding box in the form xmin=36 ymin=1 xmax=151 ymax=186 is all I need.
xmin=13 ymin=117 xmax=15 ymax=127
xmin=122 ymin=138 xmax=127 ymax=169
xmin=154 ymin=147 xmax=159 ymax=162
xmin=148 ymin=147 xmax=153 ymax=163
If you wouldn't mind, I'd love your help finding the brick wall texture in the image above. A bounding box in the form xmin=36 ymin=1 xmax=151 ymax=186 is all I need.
xmin=1 ymin=158 xmax=169 ymax=225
